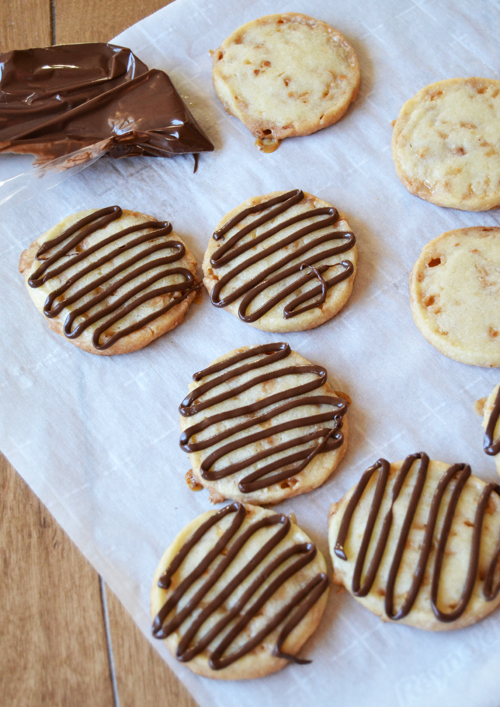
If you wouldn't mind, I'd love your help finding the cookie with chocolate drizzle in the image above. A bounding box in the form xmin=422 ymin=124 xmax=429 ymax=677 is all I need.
xmin=478 ymin=383 xmax=500 ymax=479
xmin=179 ymin=342 xmax=349 ymax=505
xmin=328 ymin=453 xmax=500 ymax=630
xmin=19 ymin=207 xmax=200 ymax=355
xmin=151 ymin=502 xmax=329 ymax=679
xmin=202 ymin=189 xmax=357 ymax=332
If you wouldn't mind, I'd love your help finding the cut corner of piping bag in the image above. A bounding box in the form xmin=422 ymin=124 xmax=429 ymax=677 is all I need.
xmin=0 ymin=139 xmax=111 ymax=213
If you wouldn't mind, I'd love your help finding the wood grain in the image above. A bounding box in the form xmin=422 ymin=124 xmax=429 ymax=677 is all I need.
xmin=0 ymin=0 xmax=52 ymax=51
xmin=0 ymin=454 xmax=115 ymax=707
xmin=106 ymin=589 xmax=197 ymax=707
xmin=54 ymin=0 xmax=172 ymax=44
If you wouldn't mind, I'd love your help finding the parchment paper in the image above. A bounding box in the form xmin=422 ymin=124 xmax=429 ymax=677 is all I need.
xmin=2 ymin=1 xmax=500 ymax=705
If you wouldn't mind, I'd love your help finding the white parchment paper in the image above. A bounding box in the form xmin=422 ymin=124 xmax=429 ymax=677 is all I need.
xmin=2 ymin=1 xmax=500 ymax=705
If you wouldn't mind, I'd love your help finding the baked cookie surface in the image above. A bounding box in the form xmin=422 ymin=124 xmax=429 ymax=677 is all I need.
xmin=151 ymin=502 xmax=329 ymax=680
xmin=203 ymin=189 xmax=357 ymax=333
xmin=409 ymin=227 xmax=500 ymax=367
xmin=480 ymin=383 xmax=500 ymax=478
xmin=392 ymin=78 xmax=500 ymax=211
xmin=179 ymin=342 xmax=349 ymax=505
xmin=19 ymin=206 xmax=199 ymax=355
xmin=328 ymin=452 xmax=500 ymax=631
xmin=212 ymin=13 xmax=360 ymax=149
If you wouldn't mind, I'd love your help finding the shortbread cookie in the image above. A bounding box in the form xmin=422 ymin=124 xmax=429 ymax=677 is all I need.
xmin=480 ymin=383 xmax=500 ymax=478
xmin=19 ymin=206 xmax=199 ymax=355
xmin=328 ymin=452 xmax=500 ymax=631
xmin=151 ymin=502 xmax=329 ymax=679
xmin=179 ymin=342 xmax=349 ymax=505
xmin=203 ymin=189 xmax=357 ymax=332
xmin=212 ymin=13 xmax=360 ymax=151
xmin=392 ymin=78 xmax=500 ymax=211
xmin=409 ymin=227 xmax=500 ymax=367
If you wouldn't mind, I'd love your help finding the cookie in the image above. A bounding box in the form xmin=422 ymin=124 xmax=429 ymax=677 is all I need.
xmin=212 ymin=13 xmax=360 ymax=151
xmin=409 ymin=227 xmax=500 ymax=367
xmin=480 ymin=383 xmax=500 ymax=478
xmin=19 ymin=206 xmax=200 ymax=355
xmin=151 ymin=502 xmax=329 ymax=680
xmin=392 ymin=78 xmax=500 ymax=211
xmin=179 ymin=342 xmax=349 ymax=505
xmin=202 ymin=189 xmax=357 ymax=332
xmin=328 ymin=452 xmax=500 ymax=631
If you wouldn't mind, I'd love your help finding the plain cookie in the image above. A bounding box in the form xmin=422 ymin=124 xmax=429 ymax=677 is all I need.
xmin=19 ymin=206 xmax=199 ymax=355
xmin=212 ymin=13 xmax=360 ymax=151
xmin=203 ymin=189 xmax=357 ymax=333
xmin=179 ymin=342 xmax=349 ymax=505
xmin=409 ymin=227 xmax=500 ymax=367
xmin=392 ymin=78 xmax=500 ymax=211
xmin=151 ymin=502 xmax=329 ymax=680
xmin=328 ymin=452 xmax=500 ymax=631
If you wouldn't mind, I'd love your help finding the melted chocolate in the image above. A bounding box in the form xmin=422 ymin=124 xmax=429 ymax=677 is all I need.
xmin=179 ymin=342 xmax=347 ymax=493
xmin=28 ymin=206 xmax=199 ymax=350
xmin=334 ymin=453 xmax=500 ymax=622
xmin=152 ymin=502 xmax=328 ymax=669
xmin=0 ymin=44 xmax=213 ymax=164
xmin=209 ymin=189 xmax=355 ymax=322
xmin=484 ymin=386 xmax=500 ymax=456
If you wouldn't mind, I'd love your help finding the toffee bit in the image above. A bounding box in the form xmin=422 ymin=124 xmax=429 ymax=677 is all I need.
xmin=185 ymin=469 xmax=203 ymax=491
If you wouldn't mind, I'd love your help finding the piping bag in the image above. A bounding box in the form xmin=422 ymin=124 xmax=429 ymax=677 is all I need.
xmin=0 ymin=43 xmax=214 ymax=211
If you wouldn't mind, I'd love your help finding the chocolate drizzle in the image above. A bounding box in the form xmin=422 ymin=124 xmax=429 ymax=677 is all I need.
xmin=209 ymin=189 xmax=355 ymax=322
xmin=484 ymin=386 xmax=500 ymax=456
xmin=334 ymin=453 xmax=500 ymax=622
xmin=28 ymin=206 xmax=199 ymax=350
xmin=179 ymin=342 xmax=347 ymax=493
xmin=152 ymin=502 xmax=328 ymax=669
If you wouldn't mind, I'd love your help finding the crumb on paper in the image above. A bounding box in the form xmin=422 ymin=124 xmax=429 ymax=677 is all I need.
xmin=474 ymin=397 xmax=487 ymax=417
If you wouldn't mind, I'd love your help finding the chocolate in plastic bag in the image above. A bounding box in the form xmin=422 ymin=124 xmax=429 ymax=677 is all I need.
xmin=0 ymin=43 xmax=214 ymax=164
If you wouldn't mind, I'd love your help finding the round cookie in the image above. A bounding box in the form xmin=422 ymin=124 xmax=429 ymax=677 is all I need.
xmin=203 ymin=189 xmax=357 ymax=333
xmin=409 ymin=227 xmax=500 ymax=367
xmin=328 ymin=452 xmax=500 ymax=631
xmin=179 ymin=342 xmax=349 ymax=505
xmin=480 ymin=383 xmax=500 ymax=478
xmin=392 ymin=78 xmax=500 ymax=211
xmin=19 ymin=206 xmax=199 ymax=355
xmin=212 ymin=13 xmax=360 ymax=150
xmin=151 ymin=502 xmax=329 ymax=680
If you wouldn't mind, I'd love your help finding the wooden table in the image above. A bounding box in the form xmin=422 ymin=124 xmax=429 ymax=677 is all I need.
xmin=0 ymin=3 xmax=197 ymax=705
